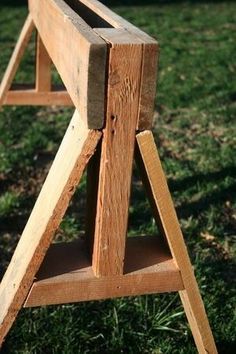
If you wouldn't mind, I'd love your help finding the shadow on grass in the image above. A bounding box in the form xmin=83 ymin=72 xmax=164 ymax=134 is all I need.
xmin=129 ymin=164 xmax=236 ymax=225
xmin=177 ymin=183 xmax=236 ymax=219
xmin=169 ymin=166 xmax=236 ymax=192
xmin=169 ymin=167 xmax=236 ymax=219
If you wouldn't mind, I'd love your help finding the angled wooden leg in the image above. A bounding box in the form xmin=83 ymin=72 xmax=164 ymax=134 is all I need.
xmin=136 ymin=131 xmax=217 ymax=354
xmin=35 ymin=32 xmax=51 ymax=92
xmin=0 ymin=110 xmax=102 ymax=347
xmin=0 ymin=14 xmax=35 ymax=106
xmin=85 ymin=140 xmax=101 ymax=257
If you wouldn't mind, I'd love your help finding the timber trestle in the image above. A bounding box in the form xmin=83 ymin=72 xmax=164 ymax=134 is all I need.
xmin=0 ymin=1 xmax=217 ymax=353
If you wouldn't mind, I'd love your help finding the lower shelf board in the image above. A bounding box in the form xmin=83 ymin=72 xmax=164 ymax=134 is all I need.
xmin=24 ymin=236 xmax=184 ymax=307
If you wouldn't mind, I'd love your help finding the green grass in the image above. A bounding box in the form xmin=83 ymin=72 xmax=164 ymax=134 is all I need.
xmin=0 ymin=1 xmax=236 ymax=353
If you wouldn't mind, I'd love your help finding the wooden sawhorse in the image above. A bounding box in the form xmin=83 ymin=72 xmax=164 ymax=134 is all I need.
xmin=0 ymin=1 xmax=217 ymax=352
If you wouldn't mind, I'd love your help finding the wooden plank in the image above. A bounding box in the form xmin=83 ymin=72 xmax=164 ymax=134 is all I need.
xmin=92 ymin=29 xmax=143 ymax=277
xmin=35 ymin=33 xmax=51 ymax=92
xmin=64 ymin=0 xmax=112 ymax=28
xmin=78 ymin=0 xmax=159 ymax=129
xmin=136 ymin=131 xmax=217 ymax=354
xmin=28 ymin=0 xmax=107 ymax=129
xmin=78 ymin=0 xmax=155 ymax=40
xmin=137 ymin=43 xmax=158 ymax=130
xmin=0 ymin=110 xmax=102 ymax=346
xmin=135 ymin=142 xmax=167 ymax=245
xmin=85 ymin=140 xmax=101 ymax=256
xmin=24 ymin=237 xmax=184 ymax=307
xmin=0 ymin=14 xmax=34 ymax=107
xmin=4 ymin=84 xmax=73 ymax=106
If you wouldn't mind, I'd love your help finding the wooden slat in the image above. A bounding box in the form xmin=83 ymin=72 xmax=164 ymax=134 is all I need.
xmin=85 ymin=141 xmax=101 ymax=256
xmin=4 ymin=84 xmax=73 ymax=106
xmin=78 ymin=0 xmax=159 ymax=130
xmin=136 ymin=131 xmax=217 ymax=354
xmin=79 ymin=0 xmax=155 ymax=40
xmin=24 ymin=237 xmax=184 ymax=307
xmin=28 ymin=0 xmax=107 ymax=129
xmin=92 ymin=29 xmax=143 ymax=277
xmin=35 ymin=33 xmax=51 ymax=92
xmin=0 ymin=14 xmax=34 ymax=107
xmin=0 ymin=110 xmax=102 ymax=346
xmin=64 ymin=0 xmax=112 ymax=28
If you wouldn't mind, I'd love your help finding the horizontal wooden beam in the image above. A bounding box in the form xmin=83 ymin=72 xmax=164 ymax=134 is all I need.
xmin=24 ymin=237 xmax=183 ymax=307
xmin=28 ymin=0 xmax=107 ymax=128
xmin=4 ymin=84 xmax=73 ymax=106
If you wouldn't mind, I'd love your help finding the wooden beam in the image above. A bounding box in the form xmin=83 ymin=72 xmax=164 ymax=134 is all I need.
xmin=35 ymin=33 xmax=51 ymax=92
xmin=24 ymin=237 xmax=183 ymax=307
xmin=4 ymin=84 xmax=73 ymax=106
xmin=0 ymin=14 xmax=34 ymax=107
xmin=79 ymin=0 xmax=159 ymax=130
xmin=92 ymin=29 xmax=143 ymax=277
xmin=28 ymin=0 xmax=107 ymax=129
xmin=0 ymin=110 xmax=102 ymax=346
xmin=136 ymin=131 xmax=217 ymax=354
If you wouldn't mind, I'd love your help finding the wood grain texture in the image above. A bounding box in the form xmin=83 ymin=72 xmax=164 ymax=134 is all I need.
xmin=0 ymin=14 xmax=34 ymax=107
xmin=28 ymin=0 xmax=107 ymax=128
xmin=92 ymin=28 xmax=143 ymax=277
xmin=0 ymin=110 xmax=101 ymax=346
xmin=136 ymin=131 xmax=217 ymax=354
xmin=24 ymin=237 xmax=183 ymax=307
xmin=85 ymin=140 xmax=101 ymax=256
xmin=35 ymin=33 xmax=51 ymax=92
xmin=79 ymin=0 xmax=159 ymax=129
xmin=4 ymin=84 xmax=73 ymax=106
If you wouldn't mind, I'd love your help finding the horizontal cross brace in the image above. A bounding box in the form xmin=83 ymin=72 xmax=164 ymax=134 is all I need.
xmin=3 ymin=84 xmax=73 ymax=106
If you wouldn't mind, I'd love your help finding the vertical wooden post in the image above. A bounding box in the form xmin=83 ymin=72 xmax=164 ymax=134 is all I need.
xmin=136 ymin=131 xmax=217 ymax=354
xmin=92 ymin=29 xmax=143 ymax=277
xmin=35 ymin=33 xmax=51 ymax=92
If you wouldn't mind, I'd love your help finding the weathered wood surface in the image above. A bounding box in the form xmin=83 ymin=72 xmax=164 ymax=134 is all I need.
xmin=28 ymin=0 xmax=107 ymax=128
xmin=0 ymin=15 xmax=34 ymax=107
xmin=92 ymin=29 xmax=143 ymax=277
xmin=136 ymin=131 xmax=217 ymax=354
xmin=24 ymin=237 xmax=183 ymax=307
xmin=78 ymin=0 xmax=159 ymax=129
xmin=0 ymin=110 xmax=101 ymax=346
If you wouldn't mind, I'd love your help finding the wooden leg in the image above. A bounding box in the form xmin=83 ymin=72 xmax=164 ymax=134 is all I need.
xmin=35 ymin=32 xmax=51 ymax=92
xmin=136 ymin=131 xmax=217 ymax=354
xmin=0 ymin=14 xmax=35 ymax=106
xmin=0 ymin=110 xmax=101 ymax=347
xmin=85 ymin=140 xmax=101 ymax=257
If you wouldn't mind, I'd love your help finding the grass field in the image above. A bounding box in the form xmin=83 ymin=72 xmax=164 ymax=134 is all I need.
xmin=0 ymin=1 xmax=236 ymax=353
